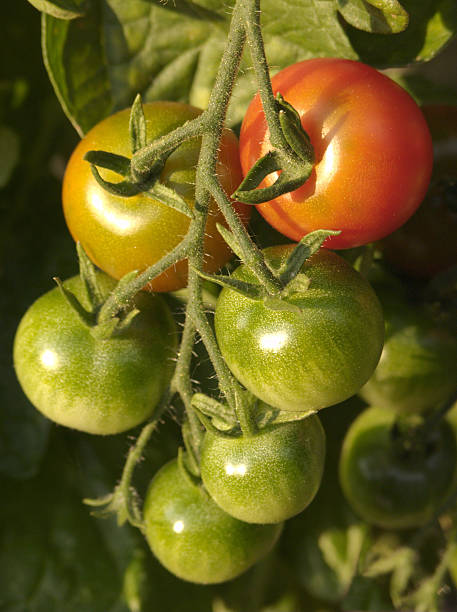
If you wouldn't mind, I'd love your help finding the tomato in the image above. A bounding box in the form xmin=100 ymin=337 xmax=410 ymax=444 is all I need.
xmin=62 ymin=102 xmax=250 ymax=293
xmin=200 ymin=411 xmax=325 ymax=524
xmin=13 ymin=273 xmax=177 ymax=435
xmin=214 ymin=246 xmax=384 ymax=413
xmin=239 ymin=58 xmax=433 ymax=250
xmin=143 ymin=458 xmax=283 ymax=584
xmin=359 ymin=287 xmax=457 ymax=414
xmin=379 ymin=105 xmax=457 ymax=278
xmin=339 ymin=406 xmax=457 ymax=530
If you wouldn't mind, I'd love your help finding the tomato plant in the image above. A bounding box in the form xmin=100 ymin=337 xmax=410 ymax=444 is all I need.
xmin=200 ymin=412 xmax=325 ymax=524
xmin=379 ymin=105 xmax=457 ymax=278
xmin=339 ymin=406 xmax=457 ymax=530
xmin=239 ymin=58 xmax=433 ymax=250
xmin=8 ymin=1 xmax=457 ymax=609
xmin=359 ymin=285 xmax=457 ymax=414
xmin=13 ymin=272 xmax=177 ymax=435
xmin=143 ymin=458 xmax=283 ymax=584
xmin=62 ymin=101 xmax=250 ymax=292
xmin=215 ymin=246 xmax=384 ymax=413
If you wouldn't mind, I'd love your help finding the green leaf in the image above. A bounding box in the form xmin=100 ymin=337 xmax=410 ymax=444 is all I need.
xmin=0 ymin=126 xmax=20 ymax=188
xmin=337 ymin=0 xmax=409 ymax=35
xmin=388 ymin=72 xmax=457 ymax=106
xmin=0 ymin=438 xmax=128 ymax=612
xmin=28 ymin=0 xmax=86 ymax=20
xmin=344 ymin=0 xmax=457 ymax=65
xmin=42 ymin=1 xmax=457 ymax=136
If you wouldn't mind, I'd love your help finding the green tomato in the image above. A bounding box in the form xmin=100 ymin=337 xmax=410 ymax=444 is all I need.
xmin=359 ymin=288 xmax=457 ymax=414
xmin=200 ymin=412 xmax=325 ymax=524
xmin=13 ymin=273 xmax=177 ymax=435
xmin=143 ymin=458 xmax=283 ymax=585
xmin=214 ymin=247 xmax=384 ymax=413
xmin=339 ymin=406 xmax=457 ymax=530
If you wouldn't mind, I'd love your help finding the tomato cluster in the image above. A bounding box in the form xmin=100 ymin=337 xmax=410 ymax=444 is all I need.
xmin=13 ymin=57 xmax=457 ymax=594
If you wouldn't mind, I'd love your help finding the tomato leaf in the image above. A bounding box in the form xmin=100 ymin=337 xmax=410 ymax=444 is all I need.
xmin=41 ymin=1 xmax=456 ymax=134
xmin=337 ymin=0 xmax=409 ymax=35
xmin=27 ymin=0 xmax=86 ymax=20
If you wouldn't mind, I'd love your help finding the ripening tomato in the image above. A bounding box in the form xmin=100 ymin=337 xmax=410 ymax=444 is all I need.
xmin=62 ymin=102 xmax=250 ymax=292
xmin=239 ymin=58 xmax=433 ymax=249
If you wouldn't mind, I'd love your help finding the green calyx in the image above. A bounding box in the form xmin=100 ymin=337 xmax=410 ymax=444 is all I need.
xmin=233 ymin=93 xmax=315 ymax=204
xmin=191 ymin=392 xmax=316 ymax=441
xmin=55 ymin=243 xmax=140 ymax=340
xmin=195 ymin=229 xmax=340 ymax=308
xmin=84 ymin=95 xmax=193 ymax=219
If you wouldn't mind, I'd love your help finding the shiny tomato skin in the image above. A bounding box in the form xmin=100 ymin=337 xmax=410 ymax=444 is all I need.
xmin=214 ymin=246 xmax=384 ymax=413
xmin=379 ymin=105 xmax=457 ymax=278
xmin=240 ymin=58 xmax=433 ymax=249
xmin=13 ymin=273 xmax=177 ymax=435
xmin=339 ymin=406 xmax=457 ymax=530
xmin=200 ymin=412 xmax=325 ymax=524
xmin=143 ymin=458 xmax=283 ymax=584
xmin=63 ymin=101 xmax=249 ymax=292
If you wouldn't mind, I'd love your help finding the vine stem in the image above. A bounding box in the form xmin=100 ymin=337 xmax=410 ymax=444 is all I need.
xmin=242 ymin=0 xmax=286 ymax=150
xmin=170 ymin=315 xmax=203 ymax=458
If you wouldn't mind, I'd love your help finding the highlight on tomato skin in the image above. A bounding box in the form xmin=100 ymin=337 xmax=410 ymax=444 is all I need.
xmin=239 ymin=58 xmax=433 ymax=250
xmin=62 ymin=101 xmax=251 ymax=293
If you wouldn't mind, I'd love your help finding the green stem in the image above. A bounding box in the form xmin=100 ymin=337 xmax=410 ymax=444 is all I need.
xmin=208 ymin=177 xmax=282 ymax=294
xmin=242 ymin=0 xmax=286 ymax=150
xmin=170 ymin=315 xmax=203 ymax=457
xmin=99 ymin=234 xmax=191 ymax=321
xmin=131 ymin=114 xmax=206 ymax=179
xmin=181 ymin=1 xmax=257 ymax=437
xmin=114 ymin=392 xmax=171 ymax=529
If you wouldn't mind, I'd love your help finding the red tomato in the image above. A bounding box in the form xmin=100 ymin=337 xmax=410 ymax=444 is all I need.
xmin=239 ymin=58 xmax=433 ymax=249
